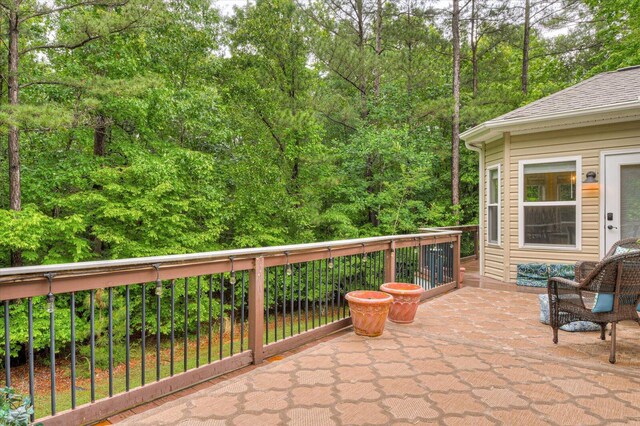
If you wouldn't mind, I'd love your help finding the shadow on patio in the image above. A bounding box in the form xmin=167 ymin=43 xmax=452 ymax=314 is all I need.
xmin=115 ymin=284 xmax=640 ymax=425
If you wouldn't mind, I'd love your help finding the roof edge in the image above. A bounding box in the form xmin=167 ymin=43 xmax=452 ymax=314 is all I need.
xmin=461 ymin=100 xmax=640 ymax=146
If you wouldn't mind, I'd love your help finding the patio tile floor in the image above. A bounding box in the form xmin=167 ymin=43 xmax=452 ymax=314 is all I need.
xmin=116 ymin=286 xmax=640 ymax=425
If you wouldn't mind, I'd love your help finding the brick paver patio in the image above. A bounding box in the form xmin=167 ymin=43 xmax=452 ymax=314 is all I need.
xmin=117 ymin=286 xmax=640 ymax=425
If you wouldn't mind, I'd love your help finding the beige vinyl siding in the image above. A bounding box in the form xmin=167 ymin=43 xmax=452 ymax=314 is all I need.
xmin=484 ymin=139 xmax=504 ymax=280
xmin=504 ymin=120 xmax=640 ymax=282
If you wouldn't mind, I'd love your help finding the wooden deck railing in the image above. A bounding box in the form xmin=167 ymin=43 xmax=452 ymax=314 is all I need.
xmin=420 ymin=225 xmax=479 ymax=260
xmin=0 ymin=230 xmax=461 ymax=425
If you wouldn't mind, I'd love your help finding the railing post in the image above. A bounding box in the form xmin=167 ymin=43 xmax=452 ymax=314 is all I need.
xmin=384 ymin=241 xmax=396 ymax=283
xmin=249 ymin=256 xmax=265 ymax=365
xmin=454 ymin=234 xmax=461 ymax=288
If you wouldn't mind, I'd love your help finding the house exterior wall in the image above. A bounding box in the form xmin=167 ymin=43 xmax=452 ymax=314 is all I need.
xmin=481 ymin=120 xmax=640 ymax=282
xmin=483 ymin=139 xmax=505 ymax=281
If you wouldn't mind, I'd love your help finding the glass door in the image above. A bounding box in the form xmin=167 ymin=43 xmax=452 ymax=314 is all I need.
xmin=604 ymin=152 xmax=640 ymax=252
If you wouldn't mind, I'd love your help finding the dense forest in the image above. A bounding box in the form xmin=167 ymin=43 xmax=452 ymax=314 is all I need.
xmin=0 ymin=0 xmax=637 ymax=267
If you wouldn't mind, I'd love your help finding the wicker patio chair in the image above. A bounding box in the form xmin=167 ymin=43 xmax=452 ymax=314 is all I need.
xmin=547 ymin=238 xmax=640 ymax=364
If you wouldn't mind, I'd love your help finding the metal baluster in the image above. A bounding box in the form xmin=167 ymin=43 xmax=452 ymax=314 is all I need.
xmin=196 ymin=276 xmax=201 ymax=367
xmin=49 ymin=291 xmax=55 ymax=415
xmin=282 ymin=264 xmax=287 ymax=340
xmin=70 ymin=293 xmax=76 ymax=409
xmin=108 ymin=287 xmax=113 ymax=396
xmin=297 ymin=265 xmax=301 ymax=334
xmin=156 ymin=272 xmax=162 ymax=381
xmin=265 ymin=267 xmax=270 ymax=344
xmin=274 ymin=267 xmax=278 ymax=342
xmin=208 ymin=275 xmax=213 ymax=363
xmin=337 ymin=256 xmax=342 ymax=319
xmin=331 ymin=256 xmax=335 ymax=322
xmin=230 ymin=265 xmax=236 ymax=356
xmin=142 ymin=284 xmax=146 ymax=385
xmin=305 ymin=263 xmax=309 ymax=332
xmin=3 ymin=300 xmax=9 ymax=387
xmin=28 ymin=298 xmax=35 ymax=422
xmin=90 ymin=289 xmax=95 ymax=402
xmin=170 ymin=280 xmax=175 ymax=376
xmin=311 ymin=261 xmax=316 ymax=329
xmin=241 ymin=271 xmax=246 ymax=352
xmin=219 ymin=274 xmax=224 ymax=359
xmin=325 ymin=257 xmax=329 ymax=325
xmin=184 ymin=278 xmax=188 ymax=371
xmin=290 ymin=264 xmax=294 ymax=337
xmin=125 ymin=286 xmax=130 ymax=390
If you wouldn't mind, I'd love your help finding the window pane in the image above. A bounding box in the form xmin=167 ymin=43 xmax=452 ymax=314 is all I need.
xmin=621 ymin=164 xmax=640 ymax=239
xmin=523 ymin=161 xmax=576 ymax=202
xmin=489 ymin=169 xmax=498 ymax=204
xmin=524 ymin=206 xmax=576 ymax=245
xmin=488 ymin=205 xmax=498 ymax=243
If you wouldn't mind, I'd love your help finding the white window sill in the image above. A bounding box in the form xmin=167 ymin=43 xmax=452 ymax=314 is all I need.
xmin=519 ymin=244 xmax=581 ymax=252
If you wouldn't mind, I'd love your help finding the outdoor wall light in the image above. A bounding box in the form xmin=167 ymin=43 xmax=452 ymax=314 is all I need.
xmin=583 ymin=171 xmax=599 ymax=190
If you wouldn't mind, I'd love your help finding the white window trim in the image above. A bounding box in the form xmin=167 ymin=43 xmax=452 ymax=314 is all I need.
xmin=518 ymin=156 xmax=582 ymax=250
xmin=486 ymin=163 xmax=501 ymax=246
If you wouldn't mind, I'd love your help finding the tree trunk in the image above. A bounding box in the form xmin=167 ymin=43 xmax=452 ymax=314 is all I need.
xmin=93 ymin=114 xmax=108 ymax=156
xmin=471 ymin=0 xmax=478 ymax=98
xmin=8 ymin=1 xmax=22 ymax=266
xmin=451 ymin=0 xmax=461 ymax=208
xmin=374 ymin=0 xmax=383 ymax=98
xmin=522 ymin=0 xmax=530 ymax=95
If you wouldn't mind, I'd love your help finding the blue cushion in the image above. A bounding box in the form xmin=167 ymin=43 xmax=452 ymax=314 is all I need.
xmin=614 ymin=246 xmax=640 ymax=255
xmin=592 ymin=293 xmax=614 ymax=313
xmin=538 ymin=294 xmax=600 ymax=332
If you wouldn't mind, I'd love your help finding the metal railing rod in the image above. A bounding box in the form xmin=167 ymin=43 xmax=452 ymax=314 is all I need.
xmin=170 ymin=280 xmax=175 ymax=376
xmin=184 ymin=278 xmax=189 ymax=372
xmin=241 ymin=270 xmax=246 ymax=352
xmin=126 ymin=285 xmax=130 ymax=390
xmin=4 ymin=300 xmax=9 ymax=387
xmin=90 ymin=290 xmax=96 ymax=402
xmin=196 ymin=276 xmax=201 ymax=368
xmin=208 ymin=275 xmax=213 ymax=363
xmin=70 ymin=293 xmax=76 ymax=409
xmin=142 ymin=284 xmax=147 ymax=386
xmin=28 ymin=298 xmax=34 ymax=422
xmin=156 ymin=281 xmax=162 ymax=381
xmin=108 ymin=287 xmax=114 ymax=396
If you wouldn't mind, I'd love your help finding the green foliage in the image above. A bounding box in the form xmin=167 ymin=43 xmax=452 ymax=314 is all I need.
xmin=0 ymin=387 xmax=34 ymax=426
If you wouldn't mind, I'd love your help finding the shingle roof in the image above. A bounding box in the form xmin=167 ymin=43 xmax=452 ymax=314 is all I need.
xmin=494 ymin=66 xmax=640 ymax=121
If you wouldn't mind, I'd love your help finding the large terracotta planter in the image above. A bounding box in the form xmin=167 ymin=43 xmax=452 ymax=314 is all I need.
xmin=380 ymin=283 xmax=424 ymax=324
xmin=345 ymin=291 xmax=394 ymax=337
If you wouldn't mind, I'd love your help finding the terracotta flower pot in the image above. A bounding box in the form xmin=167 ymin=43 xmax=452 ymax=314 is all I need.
xmin=345 ymin=291 xmax=394 ymax=337
xmin=379 ymin=283 xmax=424 ymax=324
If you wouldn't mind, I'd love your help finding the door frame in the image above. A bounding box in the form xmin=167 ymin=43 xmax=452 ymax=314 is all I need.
xmin=600 ymin=148 xmax=640 ymax=257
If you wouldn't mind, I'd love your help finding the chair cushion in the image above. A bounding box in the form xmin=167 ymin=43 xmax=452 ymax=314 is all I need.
xmin=517 ymin=263 xmax=549 ymax=287
xmin=538 ymin=294 xmax=600 ymax=331
xmin=549 ymin=264 xmax=575 ymax=280
xmin=614 ymin=246 xmax=640 ymax=255
xmin=592 ymin=293 xmax=614 ymax=313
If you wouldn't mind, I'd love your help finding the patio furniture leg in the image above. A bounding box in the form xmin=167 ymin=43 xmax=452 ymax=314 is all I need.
xmin=600 ymin=324 xmax=606 ymax=341
xmin=609 ymin=322 xmax=617 ymax=364
xmin=552 ymin=326 xmax=558 ymax=344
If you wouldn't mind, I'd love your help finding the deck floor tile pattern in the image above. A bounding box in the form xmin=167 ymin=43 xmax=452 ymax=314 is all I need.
xmin=117 ymin=287 xmax=640 ymax=425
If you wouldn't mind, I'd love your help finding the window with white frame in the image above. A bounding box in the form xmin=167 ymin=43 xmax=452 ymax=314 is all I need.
xmin=519 ymin=157 xmax=581 ymax=248
xmin=487 ymin=165 xmax=500 ymax=245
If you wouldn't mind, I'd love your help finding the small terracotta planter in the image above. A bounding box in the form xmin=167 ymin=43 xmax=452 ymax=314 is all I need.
xmin=380 ymin=283 xmax=424 ymax=324
xmin=345 ymin=291 xmax=394 ymax=337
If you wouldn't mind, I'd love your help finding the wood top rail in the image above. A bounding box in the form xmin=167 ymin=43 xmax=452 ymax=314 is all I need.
xmin=419 ymin=225 xmax=479 ymax=232
xmin=0 ymin=231 xmax=460 ymax=301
